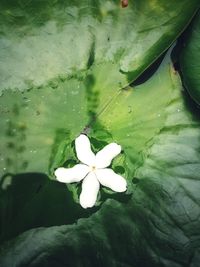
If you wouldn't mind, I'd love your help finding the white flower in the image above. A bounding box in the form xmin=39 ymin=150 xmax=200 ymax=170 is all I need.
xmin=54 ymin=134 xmax=127 ymax=209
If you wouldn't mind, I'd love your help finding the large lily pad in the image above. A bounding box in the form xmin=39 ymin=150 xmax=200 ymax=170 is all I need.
xmin=0 ymin=0 xmax=199 ymax=177
xmin=0 ymin=50 xmax=180 ymax=242
xmin=1 ymin=1 xmax=200 ymax=266
xmin=0 ymin=0 xmax=198 ymax=93
xmin=1 ymin=51 xmax=200 ymax=267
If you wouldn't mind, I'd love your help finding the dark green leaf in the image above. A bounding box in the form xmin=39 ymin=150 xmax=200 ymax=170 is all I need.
xmin=0 ymin=0 xmax=199 ymax=177
xmin=0 ymin=0 xmax=198 ymax=94
xmin=1 ymin=50 xmax=200 ymax=267
xmin=180 ymin=10 xmax=200 ymax=104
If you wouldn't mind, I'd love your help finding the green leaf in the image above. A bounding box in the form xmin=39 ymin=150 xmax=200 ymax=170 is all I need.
xmin=92 ymin=51 xmax=179 ymax=176
xmin=0 ymin=173 xmax=96 ymax=244
xmin=0 ymin=0 xmax=198 ymax=94
xmin=1 ymin=1 xmax=200 ymax=264
xmin=0 ymin=77 xmax=89 ymax=176
xmin=180 ymin=10 xmax=200 ymax=104
xmin=1 ymin=50 xmax=200 ymax=267
xmin=0 ymin=0 xmax=199 ymax=177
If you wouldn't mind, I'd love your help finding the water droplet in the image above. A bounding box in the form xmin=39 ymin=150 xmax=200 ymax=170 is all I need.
xmin=157 ymin=114 xmax=161 ymax=117
xmin=23 ymin=97 xmax=31 ymax=103
xmin=177 ymin=109 xmax=181 ymax=112
xmin=2 ymin=175 xmax=12 ymax=189
xmin=71 ymin=90 xmax=78 ymax=95
xmin=3 ymin=167 xmax=6 ymax=171
xmin=128 ymin=105 xmax=132 ymax=113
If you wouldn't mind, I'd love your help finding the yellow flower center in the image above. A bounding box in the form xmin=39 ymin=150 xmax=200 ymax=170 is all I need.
xmin=90 ymin=166 xmax=96 ymax=172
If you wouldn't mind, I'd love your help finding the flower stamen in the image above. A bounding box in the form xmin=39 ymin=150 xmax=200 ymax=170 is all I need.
xmin=90 ymin=166 xmax=96 ymax=172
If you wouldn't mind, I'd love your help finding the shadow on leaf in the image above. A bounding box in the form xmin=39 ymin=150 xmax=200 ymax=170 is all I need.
xmin=0 ymin=172 xmax=97 ymax=245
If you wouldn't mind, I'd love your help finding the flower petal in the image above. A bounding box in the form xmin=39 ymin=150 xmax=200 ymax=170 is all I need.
xmin=54 ymin=164 xmax=89 ymax=183
xmin=80 ymin=172 xmax=100 ymax=209
xmin=95 ymin=143 xmax=121 ymax=168
xmin=95 ymin=168 xmax=127 ymax=192
xmin=75 ymin=134 xmax=96 ymax=166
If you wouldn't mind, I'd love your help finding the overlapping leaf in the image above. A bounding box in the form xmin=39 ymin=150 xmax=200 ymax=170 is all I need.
xmin=1 ymin=52 xmax=200 ymax=267
xmin=0 ymin=0 xmax=199 ymax=177
xmin=1 ymin=1 xmax=200 ymax=266
xmin=0 ymin=0 xmax=198 ymax=93
xmin=180 ymin=10 xmax=200 ymax=104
